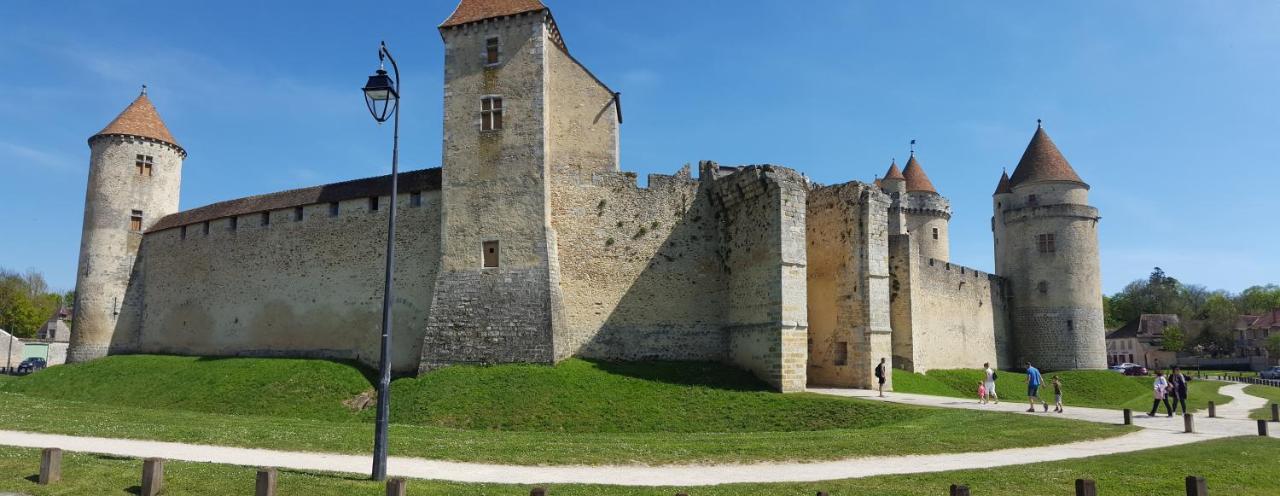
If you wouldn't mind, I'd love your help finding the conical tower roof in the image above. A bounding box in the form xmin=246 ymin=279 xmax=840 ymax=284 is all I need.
xmin=993 ymin=170 xmax=1012 ymax=195
xmin=440 ymin=0 xmax=547 ymax=28
xmin=902 ymin=154 xmax=938 ymax=193
xmin=1008 ymin=124 xmax=1085 ymax=188
xmin=882 ymin=160 xmax=905 ymax=181
xmin=92 ymin=90 xmax=181 ymax=150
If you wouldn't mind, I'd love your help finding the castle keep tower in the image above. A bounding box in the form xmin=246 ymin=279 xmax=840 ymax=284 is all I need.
xmin=883 ymin=153 xmax=951 ymax=262
xmin=69 ymin=89 xmax=185 ymax=362
xmin=994 ymin=123 xmax=1105 ymax=370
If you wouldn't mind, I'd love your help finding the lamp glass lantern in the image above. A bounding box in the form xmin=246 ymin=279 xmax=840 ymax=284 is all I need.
xmin=363 ymin=68 xmax=399 ymax=123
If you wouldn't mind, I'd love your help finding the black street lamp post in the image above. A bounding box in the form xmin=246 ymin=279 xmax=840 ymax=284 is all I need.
xmin=362 ymin=40 xmax=400 ymax=482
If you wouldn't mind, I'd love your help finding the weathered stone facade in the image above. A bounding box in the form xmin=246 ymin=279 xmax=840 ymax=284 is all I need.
xmin=67 ymin=0 xmax=1106 ymax=390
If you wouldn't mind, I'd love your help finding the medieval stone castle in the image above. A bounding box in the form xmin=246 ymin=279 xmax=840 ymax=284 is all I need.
xmin=69 ymin=0 xmax=1105 ymax=392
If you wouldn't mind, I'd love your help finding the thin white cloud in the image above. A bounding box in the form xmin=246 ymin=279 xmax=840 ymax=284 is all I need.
xmin=0 ymin=141 xmax=77 ymax=171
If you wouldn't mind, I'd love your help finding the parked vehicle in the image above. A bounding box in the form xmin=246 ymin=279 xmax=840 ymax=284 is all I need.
xmin=1261 ymin=366 xmax=1280 ymax=380
xmin=1122 ymin=365 xmax=1149 ymax=376
xmin=15 ymin=357 xmax=46 ymax=375
xmin=1111 ymin=362 xmax=1141 ymax=373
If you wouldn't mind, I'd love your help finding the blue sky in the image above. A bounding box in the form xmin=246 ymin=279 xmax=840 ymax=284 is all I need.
xmin=2 ymin=0 xmax=1278 ymax=295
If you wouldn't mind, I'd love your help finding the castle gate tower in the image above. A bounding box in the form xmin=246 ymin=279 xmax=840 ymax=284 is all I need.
xmin=422 ymin=0 xmax=601 ymax=370
xmin=898 ymin=153 xmax=951 ymax=262
xmin=69 ymin=89 xmax=185 ymax=362
xmin=994 ymin=123 xmax=1105 ymax=370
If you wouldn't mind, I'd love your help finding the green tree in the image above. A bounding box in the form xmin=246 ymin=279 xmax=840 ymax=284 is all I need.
xmin=1239 ymin=285 xmax=1280 ymax=314
xmin=1160 ymin=325 xmax=1185 ymax=352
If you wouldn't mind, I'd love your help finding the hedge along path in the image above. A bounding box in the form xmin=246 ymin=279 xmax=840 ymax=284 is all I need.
xmin=0 ymin=383 xmax=1273 ymax=486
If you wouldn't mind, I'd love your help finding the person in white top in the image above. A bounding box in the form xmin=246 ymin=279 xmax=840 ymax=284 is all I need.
xmin=983 ymin=362 xmax=999 ymax=404
xmin=1148 ymin=370 xmax=1173 ymax=417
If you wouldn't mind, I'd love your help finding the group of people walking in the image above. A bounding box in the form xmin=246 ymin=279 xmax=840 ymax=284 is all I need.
xmin=1149 ymin=366 xmax=1192 ymax=417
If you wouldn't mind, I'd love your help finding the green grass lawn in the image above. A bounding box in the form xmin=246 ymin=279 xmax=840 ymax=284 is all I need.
xmin=1 ymin=437 xmax=1277 ymax=495
xmin=0 ymin=356 xmax=1133 ymax=465
xmin=1243 ymin=385 xmax=1280 ymax=420
xmin=894 ymin=368 xmax=1230 ymax=412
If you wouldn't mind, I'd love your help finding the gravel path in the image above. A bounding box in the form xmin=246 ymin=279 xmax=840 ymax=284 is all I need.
xmin=0 ymin=382 xmax=1272 ymax=486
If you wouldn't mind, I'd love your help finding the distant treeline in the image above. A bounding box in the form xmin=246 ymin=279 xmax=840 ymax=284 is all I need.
xmin=0 ymin=267 xmax=71 ymax=338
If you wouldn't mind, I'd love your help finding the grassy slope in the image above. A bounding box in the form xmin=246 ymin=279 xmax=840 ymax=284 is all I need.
xmin=1 ymin=437 xmax=1277 ymax=495
xmin=894 ymin=368 xmax=1230 ymax=412
xmin=0 ymin=356 xmax=1132 ymax=465
xmin=1244 ymin=385 xmax=1280 ymax=420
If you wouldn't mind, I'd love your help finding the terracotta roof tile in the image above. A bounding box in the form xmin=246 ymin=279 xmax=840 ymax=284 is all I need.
xmin=440 ymin=0 xmax=547 ymax=28
xmin=902 ymin=154 xmax=938 ymax=193
xmin=148 ymin=168 xmax=441 ymax=233
xmin=882 ymin=160 xmax=905 ymax=181
xmin=1009 ymin=125 xmax=1086 ymax=188
xmin=993 ymin=170 xmax=1012 ymax=195
xmin=93 ymin=92 xmax=180 ymax=150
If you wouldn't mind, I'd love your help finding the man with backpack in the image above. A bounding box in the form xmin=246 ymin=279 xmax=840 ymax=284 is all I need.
xmin=874 ymin=357 xmax=887 ymax=397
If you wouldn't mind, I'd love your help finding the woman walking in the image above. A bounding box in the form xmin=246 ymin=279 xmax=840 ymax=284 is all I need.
xmin=1149 ymin=370 xmax=1173 ymax=417
xmin=983 ymin=362 xmax=999 ymax=404
xmin=1169 ymin=366 xmax=1190 ymax=415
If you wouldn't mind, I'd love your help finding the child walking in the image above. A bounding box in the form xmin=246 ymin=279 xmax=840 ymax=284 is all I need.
xmin=1051 ymin=376 xmax=1064 ymax=413
xmin=978 ymin=381 xmax=988 ymax=404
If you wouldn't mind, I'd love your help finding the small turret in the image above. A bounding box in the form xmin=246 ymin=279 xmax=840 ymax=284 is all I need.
xmin=896 ymin=152 xmax=950 ymax=262
xmin=880 ymin=159 xmax=906 ymax=195
xmin=69 ymin=88 xmax=185 ymax=362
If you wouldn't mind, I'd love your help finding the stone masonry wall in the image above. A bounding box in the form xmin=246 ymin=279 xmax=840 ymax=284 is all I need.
xmin=806 ymin=182 xmax=893 ymax=389
xmin=889 ymin=235 xmax=1000 ymax=372
xmin=131 ymin=190 xmax=440 ymax=374
xmin=710 ymin=164 xmax=808 ymax=392
xmin=550 ymin=166 xmax=727 ymax=361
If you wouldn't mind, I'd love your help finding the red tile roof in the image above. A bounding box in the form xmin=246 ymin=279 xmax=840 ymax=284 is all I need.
xmin=1009 ymin=125 xmax=1086 ymax=188
xmin=440 ymin=0 xmax=547 ymax=28
xmin=93 ymin=92 xmax=181 ymax=150
xmin=882 ymin=160 xmax=905 ymax=181
xmin=993 ymin=170 xmax=1012 ymax=195
xmin=902 ymin=154 xmax=938 ymax=193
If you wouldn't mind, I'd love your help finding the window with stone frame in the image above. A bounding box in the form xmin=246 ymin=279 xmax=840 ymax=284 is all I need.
xmin=482 ymin=240 xmax=500 ymax=268
xmin=481 ymin=97 xmax=503 ymax=131
xmin=129 ymin=210 xmax=143 ymax=232
xmin=932 ymin=227 xmax=939 ymax=240
xmin=135 ymin=155 xmax=154 ymax=176
xmin=1036 ymin=233 xmax=1056 ymax=253
xmin=410 ymin=191 xmax=422 ymax=208
xmin=294 ymin=206 xmax=304 ymax=222
xmin=369 ymin=196 xmax=380 ymax=212
xmin=834 ymin=341 xmax=849 ymax=366
xmin=485 ymin=37 xmax=501 ymax=65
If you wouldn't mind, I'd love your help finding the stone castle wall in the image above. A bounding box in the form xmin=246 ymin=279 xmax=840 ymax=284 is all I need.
xmin=127 ymin=191 xmax=441 ymax=373
xmin=805 ymin=182 xmax=893 ymax=389
xmin=889 ymin=235 xmax=1002 ymax=372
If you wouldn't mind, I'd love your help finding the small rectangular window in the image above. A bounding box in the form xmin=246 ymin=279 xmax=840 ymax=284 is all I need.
xmin=129 ymin=210 xmax=143 ymax=232
xmin=1067 ymin=319 xmax=1074 ymax=331
xmin=294 ymin=206 xmax=304 ymax=221
xmin=410 ymin=191 xmax=422 ymax=207
xmin=180 ymin=225 xmax=187 ymax=240
xmin=329 ymin=202 xmax=340 ymax=217
xmin=1028 ymin=194 xmax=1039 ymax=207
xmin=481 ymin=97 xmax=503 ymax=131
xmin=261 ymin=212 xmax=270 ymax=226
xmin=932 ymin=227 xmax=939 ymax=240
xmin=369 ymin=196 xmax=380 ymax=212
xmin=229 ymin=216 xmax=238 ymax=231
xmin=834 ymin=341 xmax=849 ymax=366
xmin=1036 ymin=233 xmax=1056 ymax=253
xmin=483 ymin=240 xmax=499 ymax=268
xmin=203 ymin=221 xmax=210 ymax=235
xmin=485 ymin=37 xmax=500 ymax=65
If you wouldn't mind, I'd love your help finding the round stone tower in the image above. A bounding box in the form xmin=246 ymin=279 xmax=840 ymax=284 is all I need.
xmin=68 ymin=88 xmax=185 ymax=362
xmin=994 ymin=123 xmax=1105 ymax=371
xmin=899 ymin=153 xmax=951 ymax=262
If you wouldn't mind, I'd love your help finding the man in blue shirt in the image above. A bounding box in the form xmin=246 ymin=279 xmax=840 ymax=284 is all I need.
xmin=1025 ymin=362 xmax=1049 ymax=412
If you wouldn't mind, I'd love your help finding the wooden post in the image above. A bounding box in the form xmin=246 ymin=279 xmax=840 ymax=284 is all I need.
xmin=949 ymin=484 xmax=970 ymax=496
xmin=256 ymin=467 xmax=277 ymax=496
xmin=1207 ymin=401 xmax=1216 ymax=418
xmin=1271 ymin=403 xmax=1278 ymax=423
xmin=1185 ymin=475 xmax=1207 ymax=496
xmin=530 ymin=487 xmax=548 ymax=496
xmin=1123 ymin=408 xmax=1133 ymax=425
xmin=1184 ymin=413 xmax=1195 ymax=433
xmin=1075 ymin=479 xmax=1098 ymax=496
xmin=386 ymin=477 xmax=407 ymax=496
xmin=38 ymin=448 xmax=61 ymax=485
xmin=141 ymin=458 xmax=164 ymax=496
xmin=1260 ymin=419 xmax=1270 ymax=436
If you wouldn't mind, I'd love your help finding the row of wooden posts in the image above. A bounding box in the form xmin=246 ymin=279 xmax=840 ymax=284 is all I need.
xmin=1215 ymin=374 xmax=1280 ymax=388
xmin=31 ymin=447 xmax=1242 ymax=496
xmin=1119 ymin=401 xmax=1278 ymax=435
